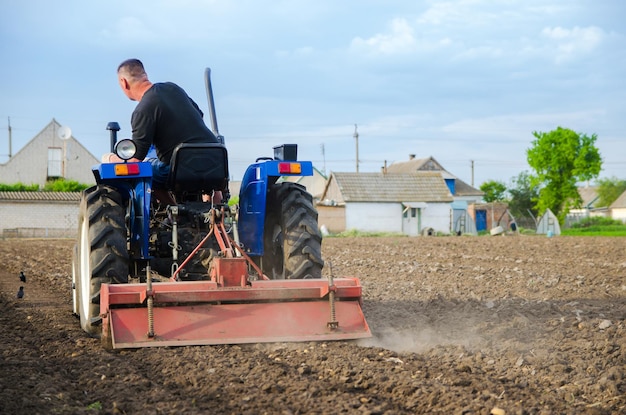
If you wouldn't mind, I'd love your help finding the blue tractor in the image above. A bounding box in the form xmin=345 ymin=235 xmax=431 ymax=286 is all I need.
xmin=71 ymin=69 xmax=370 ymax=348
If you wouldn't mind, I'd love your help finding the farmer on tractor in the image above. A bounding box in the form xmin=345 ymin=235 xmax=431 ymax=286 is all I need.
xmin=73 ymin=64 xmax=370 ymax=348
xmin=106 ymin=58 xmax=220 ymax=205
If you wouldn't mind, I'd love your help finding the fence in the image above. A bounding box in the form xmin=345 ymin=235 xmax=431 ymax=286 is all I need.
xmin=492 ymin=210 xmax=537 ymax=232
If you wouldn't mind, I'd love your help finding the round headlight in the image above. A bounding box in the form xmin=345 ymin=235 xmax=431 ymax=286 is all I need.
xmin=114 ymin=139 xmax=137 ymax=160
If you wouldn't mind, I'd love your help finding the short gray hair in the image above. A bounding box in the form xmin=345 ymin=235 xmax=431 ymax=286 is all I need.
xmin=117 ymin=58 xmax=147 ymax=82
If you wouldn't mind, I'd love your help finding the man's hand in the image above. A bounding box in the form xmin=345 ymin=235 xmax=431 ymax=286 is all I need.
xmin=103 ymin=153 xmax=142 ymax=163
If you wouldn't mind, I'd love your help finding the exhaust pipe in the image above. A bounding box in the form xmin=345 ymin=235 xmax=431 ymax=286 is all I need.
xmin=204 ymin=68 xmax=224 ymax=144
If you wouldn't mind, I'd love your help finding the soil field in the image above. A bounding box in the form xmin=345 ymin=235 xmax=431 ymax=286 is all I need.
xmin=0 ymin=236 xmax=624 ymax=414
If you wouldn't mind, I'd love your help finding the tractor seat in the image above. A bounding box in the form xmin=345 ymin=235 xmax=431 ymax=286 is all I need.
xmin=166 ymin=143 xmax=229 ymax=195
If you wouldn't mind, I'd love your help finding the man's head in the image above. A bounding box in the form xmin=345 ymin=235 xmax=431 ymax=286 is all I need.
xmin=117 ymin=58 xmax=151 ymax=101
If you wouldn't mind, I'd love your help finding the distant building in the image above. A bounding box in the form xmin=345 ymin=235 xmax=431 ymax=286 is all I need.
xmin=0 ymin=191 xmax=80 ymax=238
xmin=385 ymin=155 xmax=483 ymax=203
xmin=467 ymin=202 xmax=512 ymax=233
xmin=565 ymin=185 xmax=608 ymax=227
xmin=610 ymin=190 xmax=626 ymax=223
xmin=318 ymin=171 xmax=454 ymax=235
xmin=0 ymin=119 xmax=99 ymax=186
xmin=385 ymin=155 xmax=484 ymax=234
xmin=0 ymin=119 xmax=99 ymax=238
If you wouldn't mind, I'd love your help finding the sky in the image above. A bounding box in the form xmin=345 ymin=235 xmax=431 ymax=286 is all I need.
xmin=1 ymin=0 xmax=624 ymax=186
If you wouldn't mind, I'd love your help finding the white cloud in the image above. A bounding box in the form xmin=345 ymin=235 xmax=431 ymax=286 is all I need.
xmin=541 ymin=26 xmax=604 ymax=62
xmin=350 ymin=18 xmax=417 ymax=55
xmin=417 ymin=1 xmax=467 ymax=25
xmin=442 ymin=109 xmax=607 ymax=137
xmin=348 ymin=16 xmax=456 ymax=58
xmin=416 ymin=0 xmax=519 ymax=27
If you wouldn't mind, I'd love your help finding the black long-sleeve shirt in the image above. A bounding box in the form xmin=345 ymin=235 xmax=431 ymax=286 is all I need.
xmin=131 ymin=82 xmax=218 ymax=162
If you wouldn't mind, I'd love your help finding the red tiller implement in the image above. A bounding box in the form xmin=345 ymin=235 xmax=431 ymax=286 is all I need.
xmin=101 ymin=271 xmax=370 ymax=349
xmin=100 ymin=221 xmax=370 ymax=349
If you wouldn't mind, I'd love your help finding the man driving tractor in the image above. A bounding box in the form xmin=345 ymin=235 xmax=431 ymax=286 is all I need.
xmin=106 ymin=58 xmax=219 ymax=205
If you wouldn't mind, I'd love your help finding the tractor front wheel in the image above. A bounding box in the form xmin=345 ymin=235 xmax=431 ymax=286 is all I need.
xmin=262 ymin=182 xmax=324 ymax=279
xmin=75 ymin=185 xmax=128 ymax=336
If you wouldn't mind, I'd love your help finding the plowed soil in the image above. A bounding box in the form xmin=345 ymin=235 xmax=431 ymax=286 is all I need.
xmin=0 ymin=236 xmax=624 ymax=414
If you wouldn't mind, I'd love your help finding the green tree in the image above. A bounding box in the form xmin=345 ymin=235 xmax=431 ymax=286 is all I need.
xmin=595 ymin=176 xmax=626 ymax=208
xmin=479 ymin=180 xmax=507 ymax=202
xmin=527 ymin=127 xmax=602 ymax=223
xmin=507 ymin=171 xmax=539 ymax=219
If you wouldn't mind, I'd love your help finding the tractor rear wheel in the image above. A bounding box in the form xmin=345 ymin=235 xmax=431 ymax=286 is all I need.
xmin=262 ymin=182 xmax=323 ymax=279
xmin=75 ymin=185 xmax=128 ymax=336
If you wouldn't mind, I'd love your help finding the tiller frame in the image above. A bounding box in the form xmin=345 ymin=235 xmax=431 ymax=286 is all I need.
xmin=100 ymin=207 xmax=371 ymax=349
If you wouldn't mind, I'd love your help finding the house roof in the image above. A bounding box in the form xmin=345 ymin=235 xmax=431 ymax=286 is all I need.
xmin=577 ymin=186 xmax=599 ymax=208
xmin=328 ymin=171 xmax=453 ymax=203
xmin=386 ymin=155 xmax=483 ymax=197
xmin=387 ymin=156 xmax=449 ymax=174
xmin=0 ymin=191 xmax=81 ymax=202
xmin=609 ymin=189 xmax=626 ymax=209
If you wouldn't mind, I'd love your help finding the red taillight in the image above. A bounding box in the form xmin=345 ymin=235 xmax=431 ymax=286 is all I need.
xmin=278 ymin=162 xmax=302 ymax=174
xmin=114 ymin=163 xmax=140 ymax=176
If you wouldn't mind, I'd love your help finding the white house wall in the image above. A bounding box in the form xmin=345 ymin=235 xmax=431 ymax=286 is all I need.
xmin=612 ymin=208 xmax=626 ymax=222
xmin=344 ymin=202 xmax=452 ymax=234
xmin=345 ymin=203 xmax=403 ymax=233
xmin=426 ymin=203 xmax=454 ymax=233
xmin=0 ymin=122 xmax=99 ymax=187
xmin=0 ymin=201 xmax=79 ymax=235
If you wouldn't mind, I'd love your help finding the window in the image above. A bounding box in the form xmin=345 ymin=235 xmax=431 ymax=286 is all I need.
xmin=48 ymin=147 xmax=62 ymax=178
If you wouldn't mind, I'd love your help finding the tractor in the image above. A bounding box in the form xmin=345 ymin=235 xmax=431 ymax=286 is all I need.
xmin=71 ymin=68 xmax=370 ymax=348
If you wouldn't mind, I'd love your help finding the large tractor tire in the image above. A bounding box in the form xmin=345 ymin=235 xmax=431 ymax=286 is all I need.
xmin=75 ymin=185 xmax=128 ymax=336
xmin=262 ymin=182 xmax=324 ymax=279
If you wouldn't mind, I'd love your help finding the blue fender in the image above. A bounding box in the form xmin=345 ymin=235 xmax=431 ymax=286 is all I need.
xmin=92 ymin=162 xmax=153 ymax=260
xmin=237 ymin=160 xmax=313 ymax=256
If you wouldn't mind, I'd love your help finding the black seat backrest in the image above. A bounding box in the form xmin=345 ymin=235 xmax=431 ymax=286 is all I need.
xmin=166 ymin=143 xmax=229 ymax=194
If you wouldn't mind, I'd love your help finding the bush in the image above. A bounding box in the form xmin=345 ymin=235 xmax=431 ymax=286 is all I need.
xmin=0 ymin=179 xmax=90 ymax=192
xmin=571 ymin=216 xmax=624 ymax=228
xmin=0 ymin=183 xmax=40 ymax=191
xmin=43 ymin=179 xmax=90 ymax=192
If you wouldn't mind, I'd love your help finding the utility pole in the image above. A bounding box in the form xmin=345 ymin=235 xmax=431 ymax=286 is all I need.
xmin=353 ymin=124 xmax=359 ymax=173
xmin=470 ymin=160 xmax=474 ymax=187
xmin=320 ymin=143 xmax=326 ymax=175
xmin=8 ymin=116 xmax=12 ymax=159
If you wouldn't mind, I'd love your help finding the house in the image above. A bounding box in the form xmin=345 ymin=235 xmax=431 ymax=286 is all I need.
xmin=317 ymin=171 xmax=453 ymax=235
xmin=578 ymin=185 xmax=601 ymax=208
xmin=609 ymin=189 xmax=626 ymax=223
xmin=385 ymin=155 xmax=483 ymax=202
xmin=565 ymin=185 xmax=607 ymax=226
xmin=385 ymin=155 xmax=484 ymax=233
xmin=467 ymin=202 xmax=512 ymax=232
xmin=0 ymin=119 xmax=99 ymax=238
xmin=0 ymin=191 xmax=81 ymax=238
xmin=0 ymin=119 xmax=99 ymax=187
